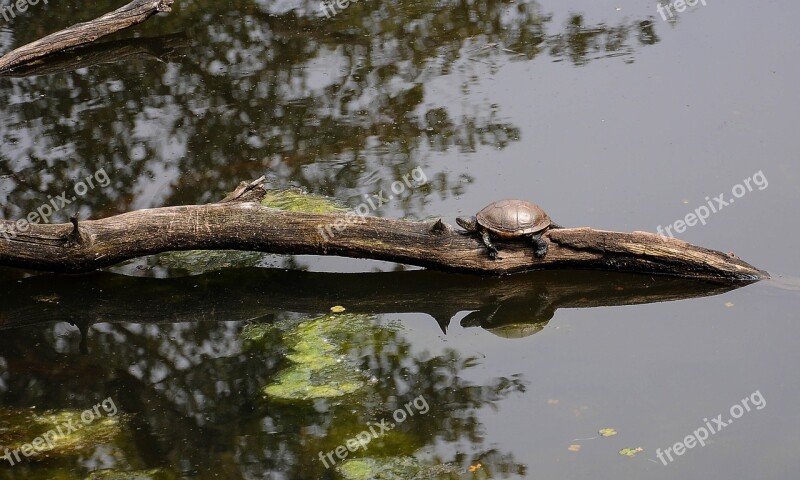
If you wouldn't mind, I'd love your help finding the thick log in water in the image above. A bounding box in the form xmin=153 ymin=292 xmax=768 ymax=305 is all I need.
xmin=0 ymin=0 xmax=174 ymax=73
xmin=0 ymin=178 xmax=768 ymax=280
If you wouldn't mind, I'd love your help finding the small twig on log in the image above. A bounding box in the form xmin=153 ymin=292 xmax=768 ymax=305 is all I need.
xmin=0 ymin=0 xmax=174 ymax=73
xmin=219 ymin=176 xmax=268 ymax=203
xmin=0 ymin=178 xmax=768 ymax=280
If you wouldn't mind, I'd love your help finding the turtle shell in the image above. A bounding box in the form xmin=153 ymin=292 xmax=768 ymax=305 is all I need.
xmin=476 ymin=199 xmax=551 ymax=238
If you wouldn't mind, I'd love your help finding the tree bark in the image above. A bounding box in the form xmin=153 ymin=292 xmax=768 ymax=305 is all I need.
xmin=0 ymin=0 xmax=174 ymax=73
xmin=0 ymin=178 xmax=768 ymax=280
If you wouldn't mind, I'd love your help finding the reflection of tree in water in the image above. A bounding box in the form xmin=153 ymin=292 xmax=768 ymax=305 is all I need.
xmin=549 ymin=14 xmax=659 ymax=65
xmin=0 ymin=269 xmax=738 ymax=477
xmin=1 ymin=0 xmax=659 ymax=223
xmin=0 ymin=315 xmax=526 ymax=478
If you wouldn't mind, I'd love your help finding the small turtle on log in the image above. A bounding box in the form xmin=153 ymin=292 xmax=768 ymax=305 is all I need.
xmin=457 ymin=199 xmax=560 ymax=259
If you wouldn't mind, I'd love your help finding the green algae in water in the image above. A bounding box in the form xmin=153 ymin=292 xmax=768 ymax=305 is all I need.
xmin=0 ymin=468 xmax=81 ymax=480
xmin=85 ymin=468 xmax=178 ymax=480
xmin=262 ymin=314 xmax=392 ymax=401
xmin=156 ymin=249 xmax=265 ymax=274
xmin=260 ymin=187 xmax=347 ymax=213
xmin=0 ymin=408 xmax=123 ymax=460
xmin=265 ymin=366 xmax=365 ymax=400
xmin=241 ymin=322 xmax=281 ymax=342
xmin=338 ymin=457 xmax=460 ymax=480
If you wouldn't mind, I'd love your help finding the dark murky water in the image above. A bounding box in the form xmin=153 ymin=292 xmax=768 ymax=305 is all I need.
xmin=1 ymin=0 xmax=799 ymax=478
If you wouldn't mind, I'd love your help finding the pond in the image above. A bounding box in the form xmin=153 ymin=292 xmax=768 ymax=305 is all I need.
xmin=1 ymin=0 xmax=799 ymax=479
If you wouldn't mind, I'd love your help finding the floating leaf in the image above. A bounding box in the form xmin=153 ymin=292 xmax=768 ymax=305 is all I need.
xmin=724 ymin=302 xmax=735 ymax=308
xmin=330 ymin=305 xmax=346 ymax=313
xmin=568 ymin=444 xmax=581 ymax=452
xmin=619 ymin=447 xmax=643 ymax=457
xmin=599 ymin=428 xmax=618 ymax=437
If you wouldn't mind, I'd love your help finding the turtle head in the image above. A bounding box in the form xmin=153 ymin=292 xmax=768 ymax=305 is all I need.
xmin=456 ymin=216 xmax=478 ymax=232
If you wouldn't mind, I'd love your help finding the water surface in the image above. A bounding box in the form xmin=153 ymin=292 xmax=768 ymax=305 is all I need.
xmin=1 ymin=0 xmax=799 ymax=478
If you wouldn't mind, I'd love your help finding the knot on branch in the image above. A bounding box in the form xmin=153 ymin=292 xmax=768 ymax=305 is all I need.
xmin=156 ymin=0 xmax=174 ymax=12
xmin=63 ymin=215 xmax=91 ymax=248
xmin=430 ymin=219 xmax=450 ymax=235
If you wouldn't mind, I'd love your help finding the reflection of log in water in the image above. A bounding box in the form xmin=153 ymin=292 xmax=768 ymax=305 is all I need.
xmin=0 ymin=267 xmax=749 ymax=336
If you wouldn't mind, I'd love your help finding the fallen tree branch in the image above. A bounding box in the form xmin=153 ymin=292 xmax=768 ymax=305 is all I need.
xmin=0 ymin=32 xmax=188 ymax=77
xmin=0 ymin=179 xmax=768 ymax=280
xmin=0 ymin=0 xmax=174 ymax=73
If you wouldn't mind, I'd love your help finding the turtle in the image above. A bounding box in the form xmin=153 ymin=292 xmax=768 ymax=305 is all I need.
xmin=456 ymin=199 xmax=559 ymax=259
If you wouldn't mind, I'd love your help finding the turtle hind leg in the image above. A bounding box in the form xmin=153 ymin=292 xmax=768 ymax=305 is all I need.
xmin=531 ymin=234 xmax=548 ymax=258
xmin=480 ymin=229 xmax=499 ymax=259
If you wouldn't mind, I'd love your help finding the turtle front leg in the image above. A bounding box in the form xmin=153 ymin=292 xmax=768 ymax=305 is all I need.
xmin=531 ymin=234 xmax=548 ymax=258
xmin=480 ymin=229 xmax=499 ymax=259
